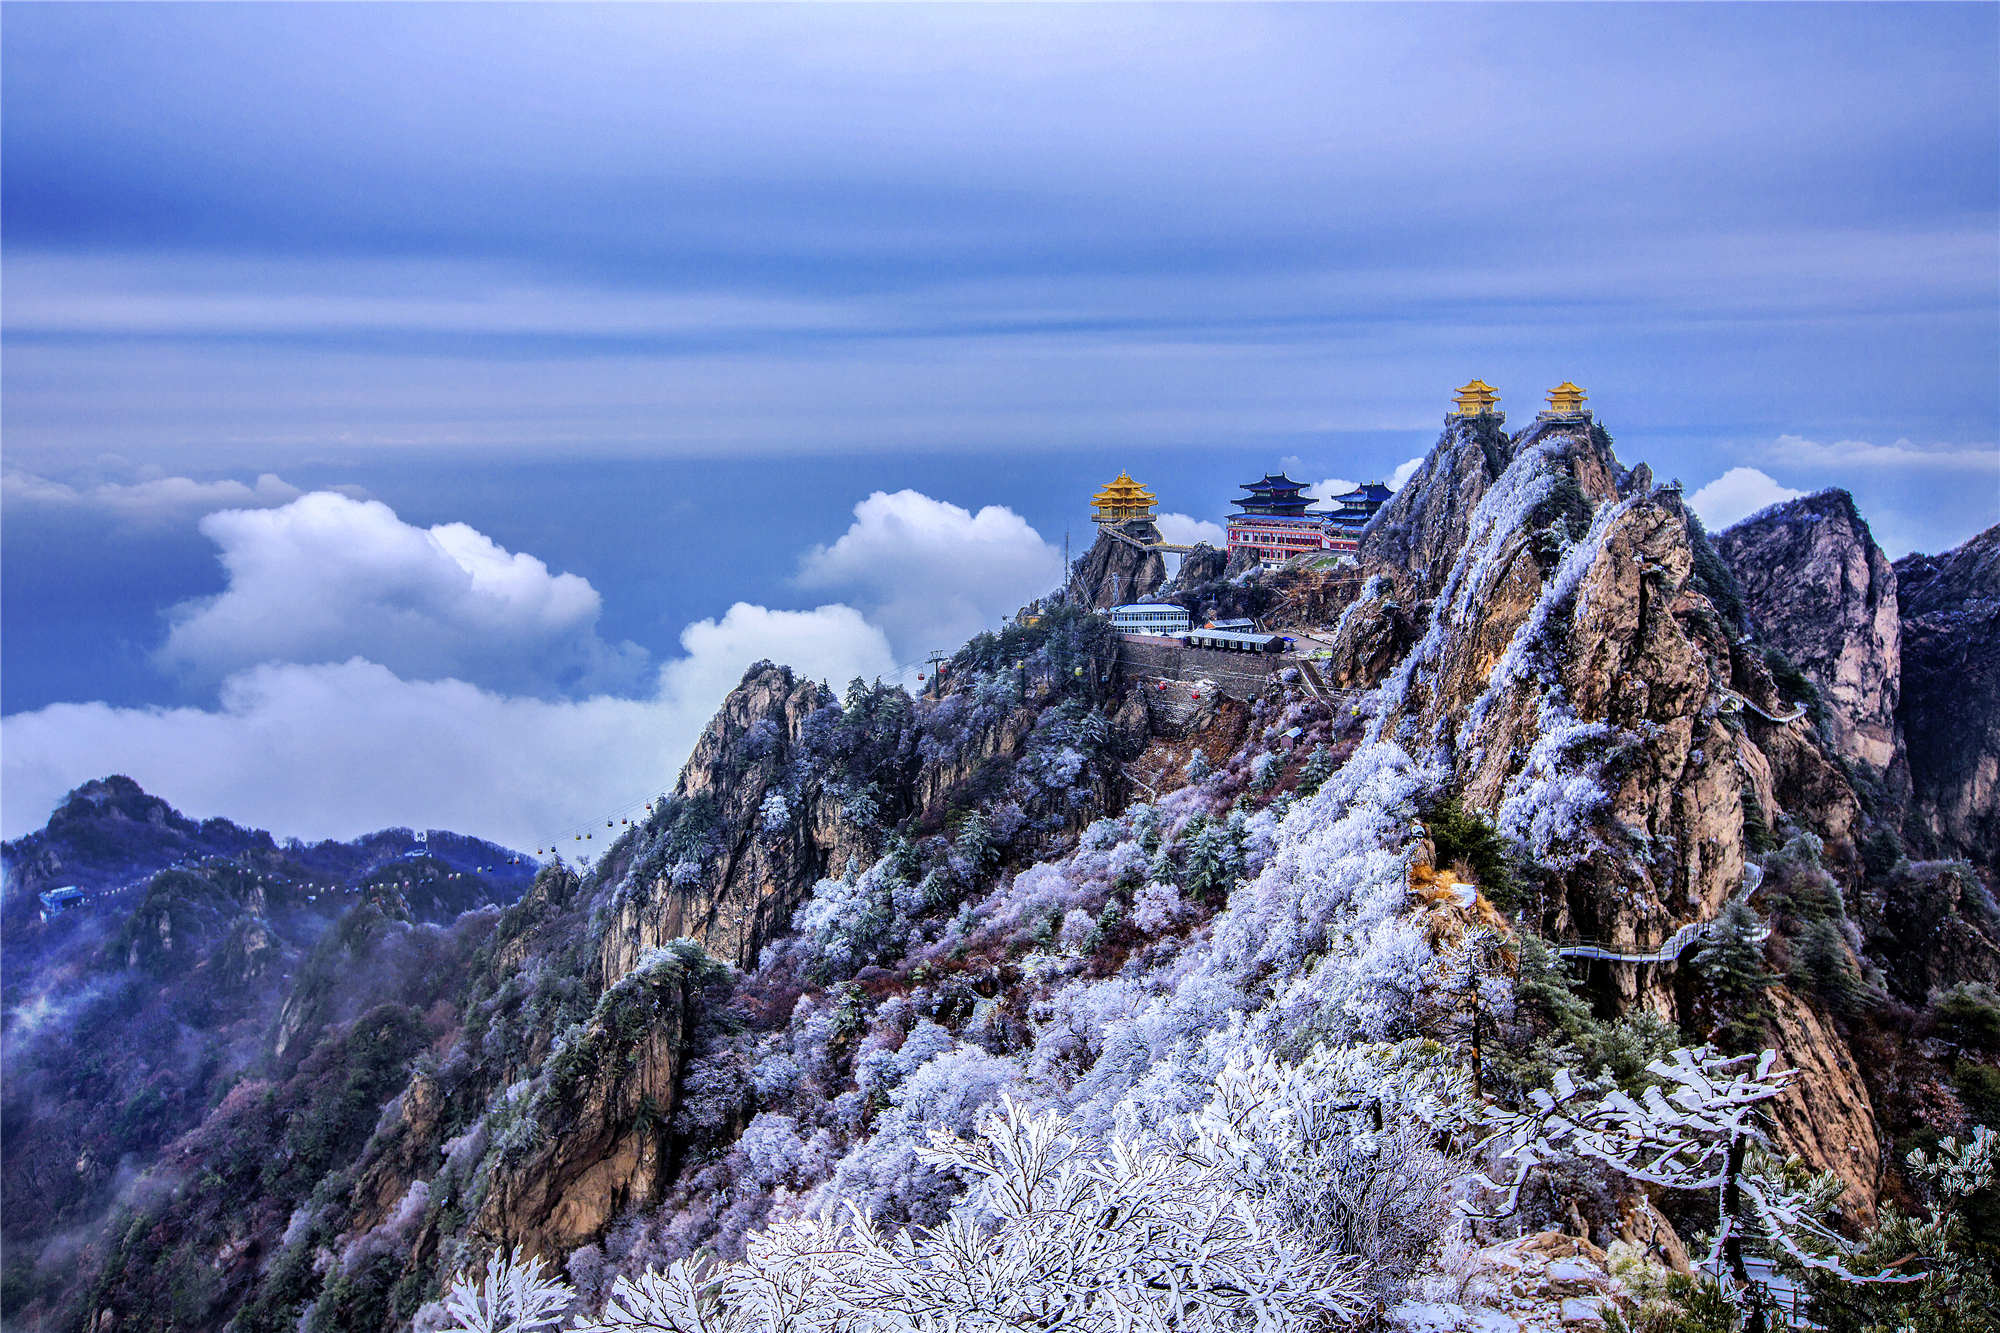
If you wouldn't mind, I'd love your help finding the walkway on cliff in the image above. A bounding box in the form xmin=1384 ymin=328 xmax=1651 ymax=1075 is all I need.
xmin=1555 ymin=866 xmax=1767 ymax=964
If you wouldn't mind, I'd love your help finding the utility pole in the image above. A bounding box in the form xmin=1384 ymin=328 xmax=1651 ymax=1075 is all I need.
xmin=925 ymin=651 xmax=948 ymax=696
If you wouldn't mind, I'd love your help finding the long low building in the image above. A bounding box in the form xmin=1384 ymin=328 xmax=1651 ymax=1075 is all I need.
xmin=1110 ymin=602 xmax=1192 ymax=635
xmin=1182 ymin=627 xmax=1287 ymax=653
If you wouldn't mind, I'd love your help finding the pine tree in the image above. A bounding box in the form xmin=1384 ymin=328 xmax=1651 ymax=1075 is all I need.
xmin=1693 ymin=900 xmax=1774 ymax=1052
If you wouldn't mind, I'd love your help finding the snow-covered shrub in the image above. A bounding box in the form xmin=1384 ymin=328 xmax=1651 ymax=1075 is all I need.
xmin=1055 ymin=907 xmax=1098 ymax=955
xmin=446 ymin=1096 xmax=1372 ymax=1332
xmin=1495 ymin=695 xmax=1624 ymax=871
xmin=438 ymin=1251 xmax=571 ymax=1333
xmin=1130 ymin=880 xmax=1190 ymax=935
xmin=757 ymin=791 xmax=791 ymax=834
xmin=1175 ymin=1043 xmax=1472 ymax=1289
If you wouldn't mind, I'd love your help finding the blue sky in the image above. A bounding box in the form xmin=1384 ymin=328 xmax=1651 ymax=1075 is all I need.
xmin=3 ymin=3 xmax=1995 ymax=849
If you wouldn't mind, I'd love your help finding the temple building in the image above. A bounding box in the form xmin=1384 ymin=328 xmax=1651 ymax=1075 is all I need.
xmin=1322 ymin=480 xmax=1394 ymax=552
xmin=1450 ymin=378 xmax=1502 ymax=419
xmin=1538 ymin=381 xmax=1590 ymax=421
xmin=1092 ymin=472 xmax=1158 ymax=526
xmin=1227 ymin=472 xmax=1327 ymax=565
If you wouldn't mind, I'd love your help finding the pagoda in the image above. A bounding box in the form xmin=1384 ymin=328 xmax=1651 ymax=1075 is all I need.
xmin=1092 ymin=472 xmax=1158 ymax=526
xmin=1227 ymin=471 xmax=1327 ymax=566
xmin=1450 ymin=378 xmax=1502 ymax=419
xmin=1324 ymin=481 xmax=1393 ymax=529
xmin=1539 ymin=381 xmax=1590 ymax=420
xmin=1232 ymin=473 xmax=1313 ymax=517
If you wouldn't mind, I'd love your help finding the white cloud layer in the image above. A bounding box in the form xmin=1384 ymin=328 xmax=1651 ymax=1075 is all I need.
xmin=1688 ymin=467 xmax=1807 ymax=531
xmin=795 ymin=489 xmax=1064 ymax=661
xmin=2 ymin=469 xmax=302 ymax=523
xmin=1304 ymin=477 xmax=1359 ymax=507
xmin=1388 ymin=457 xmax=1425 ymax=491
xmin=1767 ymin=434 xmax=1997 ymax=472
xmin=1154 ymin=512 xmax=1225 ymax=548
xmin=159 ymin=492 xmax=645 ymax=696
xmin=1 ymin=603 xmax=893 ymax=850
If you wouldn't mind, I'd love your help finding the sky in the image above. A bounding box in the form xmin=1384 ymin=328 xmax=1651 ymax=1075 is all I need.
xmin=3 ymin=3 xmax=1996 ymax=852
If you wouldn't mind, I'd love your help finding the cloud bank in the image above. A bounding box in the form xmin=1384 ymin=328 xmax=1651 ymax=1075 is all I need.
xmin=2 ymin=604 xmax=893 ymax=851
xmin=796 ymin=490 xmax=1064 ymax=660
xmin=1 ymin=487 xmax=1075 ymax=849
xmin=1689 ymin=467 xmax=1808 ymax=532
xmin=1154 ymin=512 xmax=1225 ymax=549
xmin=158 ymin=492 xmax=646 ymax=696
xmin=2 ymin=469 xmax=302 ymax=524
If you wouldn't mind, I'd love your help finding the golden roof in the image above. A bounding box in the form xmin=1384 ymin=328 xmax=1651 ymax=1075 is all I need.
xmin=1092 ymin=472 xmax=1157 ymax=506
xmin=1451 ymin=379 xmax=1501 ymax=414
xmin=1544 ymin=381 xmax=1588 ymax=413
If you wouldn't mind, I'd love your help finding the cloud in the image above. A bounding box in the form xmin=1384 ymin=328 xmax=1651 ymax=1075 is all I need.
xmin=159 ymin=492 xmax=645 ymax=697
xmin=1 ymin=604 xmax=894 ymax=850
xmin=1304 ymin=478 xmax=1359 ymax=507
xmin=1688 ymin=467 xmax=1807 ymax=531
xmin=1388 ymin=457 xmax=1424 ymax=490
xmin=1767 ymin=434 xmax=1997 ymax=472
xmin=795 ymin=490 xmax=1064 ymax=660
xmin=1 ymin=469 xmax=301 ymax=524
xmin=1155 ymin=512 xmax=1224 ymax=548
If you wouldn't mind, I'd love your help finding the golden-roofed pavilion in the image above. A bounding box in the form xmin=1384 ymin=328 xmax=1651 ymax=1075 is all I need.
xmin=1543 ymin=381 xmax=1589 ymax=416
xmin=1092 ymin=472 xmax=1158 ymax=525
xmin=1451 ymin=379 xmax=1501 ymax=417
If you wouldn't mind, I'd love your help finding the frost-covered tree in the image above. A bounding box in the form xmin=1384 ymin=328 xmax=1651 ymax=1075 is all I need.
xmin=438 ymin=1251 xmax=572 ymax=1333
xmin=443 ymin=1095 xmax=1373 ymax=1332
xmin=1172 ymin=1043 xmax=1471 ymax=1287
xmin=1475 ymin=1048 xmax=1915 ymax=1333
xmin=757 ymin=791 xmax=791 ymax=835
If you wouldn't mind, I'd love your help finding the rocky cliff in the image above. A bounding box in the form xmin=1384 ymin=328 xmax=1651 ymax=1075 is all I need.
xmin=1360 ymin=422 xmax=1752 ymax=983
xmin=1713 ymin=490 xmax=1907 ymax=791
xmin=1895 ymin=523 xmax=2000 ymax=865
xmin=598 ymin=664 xmax=846 ymax=980
xmin=1068 ymin=520 xmax=1166 ymax=608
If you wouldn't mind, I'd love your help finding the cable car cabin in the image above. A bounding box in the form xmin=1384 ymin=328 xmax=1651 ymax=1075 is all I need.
xmin=1181 ymin=628 xmax=1287 ymax=654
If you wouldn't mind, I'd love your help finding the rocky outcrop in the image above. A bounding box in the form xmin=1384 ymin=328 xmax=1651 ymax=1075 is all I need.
xmin=1713 ymin=491 xmax=1906 ymax=789
xmin=1166 ymin=542 xmax=1227 ymax=591
xmin=599 ymin=664 xmax=841 ymax=981
xmin=1895 ymin=523 xmax=2000 ymax=864
xmin=1360 ymin=415 xmax=1509 ymax=599
xmin=1375 ymin=425 xmax=1751 ymax=986
xmin=1069 ymin=522 xmax=1167 ymax=609
xmin=1762 ymin=985 xmax=1882 ymax=1222
xmin=1318 ymin=576 xmax=1420 ymax=690
xmin=470 ymin=945 xmax=715 ymax=1259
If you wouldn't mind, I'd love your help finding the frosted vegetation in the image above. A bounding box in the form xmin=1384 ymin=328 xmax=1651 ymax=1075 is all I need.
xmin=414 ymin=442 xmax=1995 ymax=1333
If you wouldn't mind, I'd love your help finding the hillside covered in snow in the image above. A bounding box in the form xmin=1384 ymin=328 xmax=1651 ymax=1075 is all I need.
xmin=8 ymin=413 xmax=1996 ymax=1333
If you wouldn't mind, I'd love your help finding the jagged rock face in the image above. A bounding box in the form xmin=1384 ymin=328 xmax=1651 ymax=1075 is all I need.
xmin=1360 ymin=417 xmax=1508 ymax=599
xmin=1895 ymin=523 xmax=2000 ymax=864
xmin=1167 ymin=542 xmax=1227 ymax=590
xmin=1379 ymin=428 xmax=1743 ymax=955
xmin=600 ymin=665 xmax=838 ymax=981
xmin=1763 ymin=985 xmax=1881 ymax=1221
xmin=1713 ymin=491 xmax=1906 ymax=786
xmin=1069 ymin=521 xmax=1167 ymax=609
xmin=1371 ymin=418 xmax=1889 ymax=1177
xmin=1320 ymin=576 xmax=1421 ymax=690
